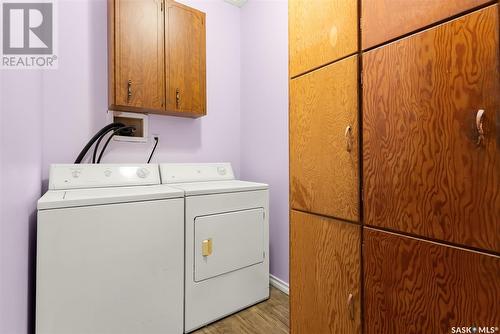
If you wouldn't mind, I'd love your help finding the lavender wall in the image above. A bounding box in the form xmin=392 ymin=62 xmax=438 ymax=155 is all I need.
xmin=0 ymin=71 xmax=43 ymax=334
xmin=41 ymin=0 xmax=242 ymax=177
xmin=0 ymin=1 xmax=289 ymax=332
xmin=240 ymin=0 xmax=289 ymax=283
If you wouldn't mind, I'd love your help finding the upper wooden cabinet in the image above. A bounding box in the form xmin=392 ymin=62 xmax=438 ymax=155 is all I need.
xmin=289 ymin=0 xmax=358 ymax=78
xmin=291 ymin=210 xmax=361 ymax=334
xmin=290 ymin=55 xmax=359 ymax=222
xmin=361 ymin=0 xmax=491 ymax=49
xmin=364 ymin=228 xmax=500 ymax=333
xmin=108 ymin=0 xmax=206 ymax=118
xmin=165 ymin=1 xmax=206 ymax=116
xmin=363 ymin=5 xmax=500 ymax=252
xmin=112 ymin=0 xmax=165 ymax=110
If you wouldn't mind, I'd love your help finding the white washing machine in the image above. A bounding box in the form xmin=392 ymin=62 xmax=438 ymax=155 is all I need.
xmin=36 ymin=164 xmax=185 ymax=334
xmin=160 ymin=163 xmax=270 ymax=332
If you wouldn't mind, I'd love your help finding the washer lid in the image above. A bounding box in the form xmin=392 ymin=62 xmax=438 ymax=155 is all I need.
xmin=38 ymin=185 xmax=184 ymax=210
xmin=169 ymin=180 xmax=268 ymax=196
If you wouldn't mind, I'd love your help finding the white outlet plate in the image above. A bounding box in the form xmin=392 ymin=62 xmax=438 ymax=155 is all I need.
xmin=108 ymin=110 xmax=148 ymax=143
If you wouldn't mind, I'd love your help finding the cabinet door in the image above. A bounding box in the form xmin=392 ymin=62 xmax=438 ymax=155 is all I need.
xmin=363 ymin=5 xmax=500 ymax=252
xmin=114 ymin=0 xmax=164 ymax=110
xmin=289 ymin=0 xmax=358 ymax=77
xmin=290 ymin=210 xmax=361 ymax=334
xmin=364 ymin=228 xmax=500 ymax=333
xmin=361 ymin=0 xmax=490 ymax=49
xmin=290 ymin=55 xmax=359 ymax=222
xmin=165 ymin=1 xmax=206 ymax=117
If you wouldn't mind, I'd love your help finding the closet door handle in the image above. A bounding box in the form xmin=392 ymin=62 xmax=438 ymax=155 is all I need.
xmin=345 ymin=125 xmax=353 ymax=152
xmin=476 ymin=109 xmax=485 ymax=146
xmin=347 ymin=293 xmax=354 ymax=320
xmin=176 ymin=88 xmax=181 ymax=109
xmin=127 ymin=80 xmax=132 ymax=102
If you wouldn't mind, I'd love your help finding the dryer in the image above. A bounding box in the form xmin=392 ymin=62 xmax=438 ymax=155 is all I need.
xmin=160 ymin=163 xmax=270 ymax=332
xmin=36 ymin=164 xmax=185 ymax=334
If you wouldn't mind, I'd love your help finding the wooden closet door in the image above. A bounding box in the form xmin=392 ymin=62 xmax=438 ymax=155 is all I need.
xmin=291 ymin=210 xmax=361 ymax=334
xmin=165 ymin=1 xmax=206 ymax=117
xmin=363 ymin=5 xmax=500 ymax=252
xmin=114 ymin=0 xmax=164 ymax=110
xmin=364 ymin=228 xmax=500 ymax=333
xmin=361 ymin=0 xmax=491 ymax=49
xmin=290 ymin=55 xmax=359 ymax=222
xmin=289 ymin=0 xmax=358 ymax=77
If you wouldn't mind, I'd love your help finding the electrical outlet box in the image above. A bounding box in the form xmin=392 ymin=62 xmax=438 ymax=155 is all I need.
xmin=109 ymin=111 xmax=148 ymax=142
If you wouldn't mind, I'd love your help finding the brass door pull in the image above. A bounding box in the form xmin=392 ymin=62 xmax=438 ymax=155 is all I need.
xmin=176 ymin=88 xmax=181 ymax=109
xmin=345 ymin=125 xmax=353 ymax=152
xmin=127 ymin=80 xmax=132 ymax=102
xmin=202 ymin=239 xmax=212 ymax=257
xmin=347 ymin=293 xmax=354 ymax=320
xmin=476 ymin=109 xmax=485 ymax=146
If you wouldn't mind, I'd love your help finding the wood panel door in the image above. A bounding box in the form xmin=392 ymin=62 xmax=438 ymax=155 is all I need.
xmin=165 ymin=1 xmax=206 ymax=117
xmin=113 ymin=0 xmax=164 ymax=110
xmin=363 ymin=5 xmax=500 ymax=252
xmin=364 ymin=228 xmax=500 ymax=333
xmin=290 ymin=210 xmax=361 ymax=334
xmin=361 ymin=0 xmax=492 ymax=49
xmin=290 ymin=55 xmax=359 ymax=222
xmin=289 ymin=0 xmax=358 ymax=78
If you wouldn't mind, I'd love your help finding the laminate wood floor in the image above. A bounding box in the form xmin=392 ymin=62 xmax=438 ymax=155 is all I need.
xmin=193 ymin=287 xmax=289 ymax=334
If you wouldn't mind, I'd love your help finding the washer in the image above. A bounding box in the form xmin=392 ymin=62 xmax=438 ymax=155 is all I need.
xmin=36 ymin=164 xmax=185 ymax=334
xmin=160 ymin=163 xmax=270 ymax=332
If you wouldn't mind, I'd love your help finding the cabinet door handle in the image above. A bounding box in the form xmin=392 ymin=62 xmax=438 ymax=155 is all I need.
xmin=347 ymin=293 xmax=354 ymax=320
xmin=127 ymin=80 xmax=132 ymax=102
xmin=476 ymin=109 xmax=485 ymax=146
xmin=176 ymin=88 xmax=181 ymax=109
xmin=345 ymin=125 xmax=353 ymax=152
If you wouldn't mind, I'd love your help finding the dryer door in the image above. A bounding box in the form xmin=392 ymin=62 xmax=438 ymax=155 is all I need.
xmin=194 ymin=208 xmax=265 ymax=282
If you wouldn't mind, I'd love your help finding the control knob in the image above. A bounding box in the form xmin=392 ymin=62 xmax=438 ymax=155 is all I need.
xmin=136 ymin=168 xmax=150 ymax=179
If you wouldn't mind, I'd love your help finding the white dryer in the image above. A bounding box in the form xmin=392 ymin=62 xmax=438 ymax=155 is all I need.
xmin=36 ymin=164 xmax=185 ymax=334
xmin=160 ymin=163 xmax=270 ymax=332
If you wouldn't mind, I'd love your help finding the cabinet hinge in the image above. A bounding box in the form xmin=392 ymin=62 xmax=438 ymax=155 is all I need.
xmin=160 ymin=1 xmax=164 ymax=11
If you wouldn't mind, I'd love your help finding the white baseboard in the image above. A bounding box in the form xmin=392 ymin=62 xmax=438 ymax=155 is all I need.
xmin=269 ymin=274 xmax=289 ymax=295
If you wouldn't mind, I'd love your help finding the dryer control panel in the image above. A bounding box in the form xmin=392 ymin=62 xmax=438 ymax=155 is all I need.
xmin=160 ymin=163 xmax=235 ymax=184
xmin=49 ymin=164 xmax=160 ymax=190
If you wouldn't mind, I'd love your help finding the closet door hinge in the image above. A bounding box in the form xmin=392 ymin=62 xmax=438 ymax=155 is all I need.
xmin=160 ymin=0 xmax=164 ymax=12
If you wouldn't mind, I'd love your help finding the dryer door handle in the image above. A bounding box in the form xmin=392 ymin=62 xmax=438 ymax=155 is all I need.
xmin=202 ymin=239 xmax=213 ymax=257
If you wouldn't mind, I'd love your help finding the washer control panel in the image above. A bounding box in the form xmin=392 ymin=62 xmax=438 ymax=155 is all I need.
xmin=160 ymin=163 xmax=235 ymax=184
xmin=49 ymin=164 xmax=160 ymax=190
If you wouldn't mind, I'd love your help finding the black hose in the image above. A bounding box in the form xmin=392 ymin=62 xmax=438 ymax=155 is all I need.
xmin=97 ymin=126 xmax=136 ymax=163
xmin=92 ymin=126 xmax=120 ymax=163
xmin=74 ymin=122 xmax=125 ymax=163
